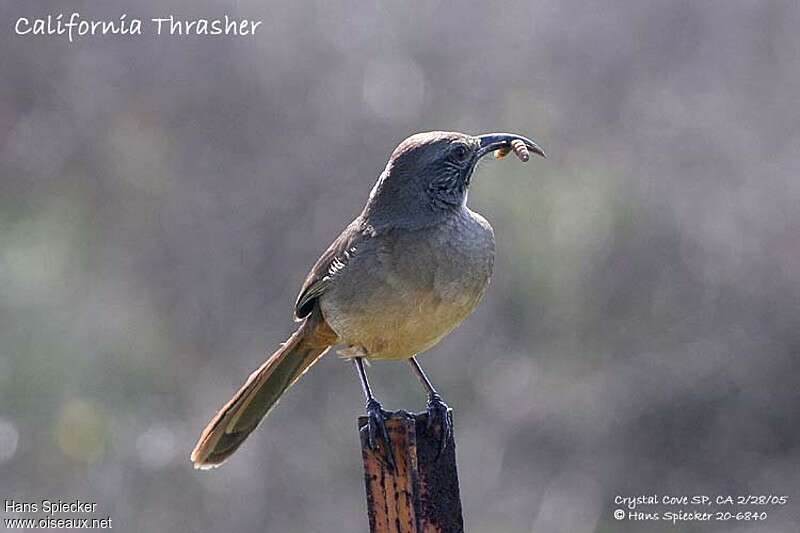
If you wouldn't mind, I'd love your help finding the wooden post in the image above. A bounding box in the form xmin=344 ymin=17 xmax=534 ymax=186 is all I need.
xmin=358 ymin=410 xmax=464 ymax=533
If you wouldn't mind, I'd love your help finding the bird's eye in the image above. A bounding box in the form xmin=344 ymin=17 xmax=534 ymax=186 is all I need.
xmin=450 ymin=144 xmax=469 ymax=162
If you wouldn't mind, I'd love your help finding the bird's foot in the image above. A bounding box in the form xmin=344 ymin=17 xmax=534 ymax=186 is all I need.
xmin=364 ymin=398 xmax=396 ymax=471
xmin=426 ymin=393 xmax=453 ymax=460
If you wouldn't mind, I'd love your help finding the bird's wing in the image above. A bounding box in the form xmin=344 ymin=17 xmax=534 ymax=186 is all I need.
xmin=294 ymin=217 xmax=374 ymax=319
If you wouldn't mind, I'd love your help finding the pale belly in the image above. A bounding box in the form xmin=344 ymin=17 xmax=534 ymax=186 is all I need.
xmin=320 ymin=209 xmax=495 ymax=360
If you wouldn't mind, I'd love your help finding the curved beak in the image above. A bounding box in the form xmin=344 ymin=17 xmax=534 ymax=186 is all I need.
xmin=476 ymin=132 xmax=547 ymax=159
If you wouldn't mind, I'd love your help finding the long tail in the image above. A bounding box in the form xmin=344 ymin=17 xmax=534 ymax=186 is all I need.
xmin=191 ymin=309 xmax=337 ymax=469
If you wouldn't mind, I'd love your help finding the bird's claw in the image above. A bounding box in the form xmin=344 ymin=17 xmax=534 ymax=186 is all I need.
xmin=365 ymin=398 xmax=396 ymax=471
xmin=426 ymin=393 xmax=453 ymax=460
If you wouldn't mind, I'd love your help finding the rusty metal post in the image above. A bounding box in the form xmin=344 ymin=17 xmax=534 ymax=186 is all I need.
xmin=358 ymin=410 xmax=464 ymax=533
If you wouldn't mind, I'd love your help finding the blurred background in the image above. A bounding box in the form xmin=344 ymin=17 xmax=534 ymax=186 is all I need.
xmin=1 ymin=1 xmax=799 ymax=531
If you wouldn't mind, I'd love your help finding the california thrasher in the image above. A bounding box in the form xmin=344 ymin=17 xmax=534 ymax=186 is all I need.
xmin=191 ymin=131 xmax=545 ymax=469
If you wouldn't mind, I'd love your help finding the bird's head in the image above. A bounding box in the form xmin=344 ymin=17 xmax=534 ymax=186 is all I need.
xmin=364 ymin=131 xmax=545 ymax=228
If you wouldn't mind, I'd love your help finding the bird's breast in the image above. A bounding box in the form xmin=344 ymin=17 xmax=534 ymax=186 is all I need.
xmin=320 ymin=208 xmax=495 ymax=360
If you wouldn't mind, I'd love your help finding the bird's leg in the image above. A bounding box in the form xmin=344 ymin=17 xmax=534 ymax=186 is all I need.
xmin=353 ymin=357 xmax=396 ymax=471
xmin=408 ymin=356 xmax=453 ymax=459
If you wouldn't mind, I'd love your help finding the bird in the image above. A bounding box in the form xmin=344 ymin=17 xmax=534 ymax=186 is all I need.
xmin=190 ymin=131 xmax=545 ymax=469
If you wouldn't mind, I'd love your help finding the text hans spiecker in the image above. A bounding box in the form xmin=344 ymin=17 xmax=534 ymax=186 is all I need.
xmin=14 ymin=13 xmax=263 ymax=42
